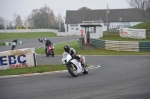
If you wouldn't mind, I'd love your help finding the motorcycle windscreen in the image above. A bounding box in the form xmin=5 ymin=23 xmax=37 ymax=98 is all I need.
xmin=66 ymin=54 xmax=72 ymax=62
xmin=63 ymin=52 xmax=68 ymax=59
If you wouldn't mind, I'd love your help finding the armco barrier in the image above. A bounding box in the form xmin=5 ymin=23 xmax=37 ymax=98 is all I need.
xmin=105 ymin=40 xmax=139 ymax=52
xmin=91 ymin=39 xmax=150 ymax=52
xmin=139 ymin=42 xmax=150 ymax=51
xmin=91 ymin=39 xmax=105 ymax=49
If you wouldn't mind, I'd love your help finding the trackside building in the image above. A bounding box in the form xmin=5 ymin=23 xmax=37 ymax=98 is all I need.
xmin=64 ymin=8 xmax=150 ymax=33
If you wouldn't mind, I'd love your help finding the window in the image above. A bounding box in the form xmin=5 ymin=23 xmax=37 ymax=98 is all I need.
xmin=89 ymin=27 xmax=96 ymax=33
xmin=94 ymin=27 xmax=96 ymax=33
xmin=70 ymin=24 xmax=78 ymax=27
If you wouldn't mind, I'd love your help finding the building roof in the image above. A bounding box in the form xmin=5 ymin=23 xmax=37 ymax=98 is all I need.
xmin=65 ymin=8 xmax=150 ymax=24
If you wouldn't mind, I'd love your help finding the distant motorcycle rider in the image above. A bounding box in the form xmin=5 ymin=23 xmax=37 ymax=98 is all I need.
xmin=44 ymin=37 xmax=47 ymax=41
xmin=11 ymin=39 xmax=17 ymax=50
xmin=63 ymin=44 xmax=86 ymax=67
xmin=38 ymin=37 xmax=43 ymax=43
xmin=45 ymin=38 xmax=53 ymax=50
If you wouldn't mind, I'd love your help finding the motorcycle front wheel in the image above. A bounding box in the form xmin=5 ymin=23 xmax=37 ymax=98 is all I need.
xmin=51 ymin=51 xmax=54 ymax=57
xmin=45 ymin=49 xmax=49 ymax=57
xmin=67 ymin=63 xmax=78 ymax=77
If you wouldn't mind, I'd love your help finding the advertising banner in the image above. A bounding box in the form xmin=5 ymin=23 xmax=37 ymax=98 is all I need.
xmin=0 ymin=48 xmax=36 ymax=70
xmin=119 ymin=28 xmax=146 ymax=39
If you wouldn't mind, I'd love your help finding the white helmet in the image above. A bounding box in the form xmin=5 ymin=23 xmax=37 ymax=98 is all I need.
xmin=44 ymin=37 xmax=47 ymax=41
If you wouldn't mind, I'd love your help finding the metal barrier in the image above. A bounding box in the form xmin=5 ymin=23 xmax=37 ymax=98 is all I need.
xmin=91 ymin=39 xmax=150 ymax=52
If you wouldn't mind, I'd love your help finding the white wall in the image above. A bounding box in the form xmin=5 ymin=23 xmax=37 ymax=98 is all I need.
xmin=64 ymin=21 xmax=143 ymax=33
xmin=64 ymin=24 xmax=82 ymax=33
xmin=63 ymin=24 xmax=103 ymax=39
xmin=57 ymin=32 xmax=80 ymax=36
xmin=90 ymin=26 xmax=103 ymax=39
xmin=0 ymin=29 xmax=59 ymax=33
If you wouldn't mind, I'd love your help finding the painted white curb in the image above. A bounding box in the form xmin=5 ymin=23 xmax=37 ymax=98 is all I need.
xmin=0 ymin=65 xmax=101 ymax=79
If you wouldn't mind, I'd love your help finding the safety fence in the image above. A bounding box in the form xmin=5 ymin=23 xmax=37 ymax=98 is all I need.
xmin=91 ymin=39 xmax=150 ymax=52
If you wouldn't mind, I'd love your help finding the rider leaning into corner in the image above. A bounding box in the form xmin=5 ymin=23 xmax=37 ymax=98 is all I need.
xmin=45 ymin=38 xmax=53 ymax=50
xmin=11 ymin=39 xmax=18 ymax=50
xmin=63 ymin=44 xmax=86 ymax=67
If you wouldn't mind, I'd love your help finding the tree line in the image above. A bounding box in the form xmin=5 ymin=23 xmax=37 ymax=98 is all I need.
xmin=127 ymin=0 xmax=150 ymax=11
xmin=0 ymin=5 xmax=65 ymax=31
xmin=0 ymin=1 xmax=150 ymax=30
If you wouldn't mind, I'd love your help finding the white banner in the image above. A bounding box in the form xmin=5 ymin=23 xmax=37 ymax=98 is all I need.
xmin=119 ymin=28 xmax=146 ymax=39
xmin=0 ymin=48 xmax=36 ymax=70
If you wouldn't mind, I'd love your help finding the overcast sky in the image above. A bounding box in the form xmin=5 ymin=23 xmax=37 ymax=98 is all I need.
xmin=0 ymin=0 xmax=131 ymax=21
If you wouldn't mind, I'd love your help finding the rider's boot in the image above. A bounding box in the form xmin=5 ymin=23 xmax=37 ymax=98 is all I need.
xmin=81 ymin=62 xmax=86 ymax=68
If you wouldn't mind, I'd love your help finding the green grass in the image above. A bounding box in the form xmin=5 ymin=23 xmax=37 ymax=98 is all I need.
xmin=36 ymin=40 xmax=150 ymax=55
xmin=0 ymin=42 xmax=4 ymax=46
xmin=131 ymin=20 xmax=150 ymax=29
xmin=36 ymin=41 xmax=78 ymax=55
xmin=101 ymin=32 xmax=150 ymax=41
xmin=0 ymin=32 xmax=56 ymax=39
xmin=0 ymin=65 xmax=66 ymax=76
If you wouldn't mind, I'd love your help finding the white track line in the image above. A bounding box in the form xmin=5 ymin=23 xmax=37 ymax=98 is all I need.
xmin=0 ymin=65 xmax=101 ymax=79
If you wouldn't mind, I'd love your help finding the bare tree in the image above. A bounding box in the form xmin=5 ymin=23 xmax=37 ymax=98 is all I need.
xmin=16 ymin=15 xmax=22 ymax=26
xmin=26 ymin=4 xmax=62 ymax=29
xmin=7 ymin=21 xmax=14 ymax=29
xmin=13 ymin=13 xmax=22 ymax=27
xmin=49 ymin=11 xmax=55 ymax=28
xmin=127 ymin=0 xmax=150 ymax=11
xmin=56 ymin=13 xmax=63 ymax=30
xmin=0 ymin=16 xmax=5 ymax=29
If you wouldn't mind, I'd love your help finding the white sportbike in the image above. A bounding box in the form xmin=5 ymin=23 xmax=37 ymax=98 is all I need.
xmin=61 ymin=52 xmax=88 ymax=77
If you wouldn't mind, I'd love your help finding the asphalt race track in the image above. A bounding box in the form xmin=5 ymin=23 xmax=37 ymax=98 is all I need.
xmin=0 ymin=36 xmax=150 ymax=99
xmin=0 ymin=36 xmax=79 ymax=52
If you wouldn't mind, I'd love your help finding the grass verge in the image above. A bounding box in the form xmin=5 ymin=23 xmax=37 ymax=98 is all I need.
xmin=0 ymin=65 xmax=66 ymax=76
xmin=0 ymin=42 xmax=4 ymax=46
xmin=131 ymin=20 xmax=150 ymax=29
xmin=0 ymin=32 xmax=57 ymax=39
xmin=101 ymin=32 xmax=150 ymax=41
xmin=36 ymin=40 xmax=150 ymax=55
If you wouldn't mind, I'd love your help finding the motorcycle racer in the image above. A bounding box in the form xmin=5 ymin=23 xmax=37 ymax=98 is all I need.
xmin=63 ymin=44 xmax=86 ymax=67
